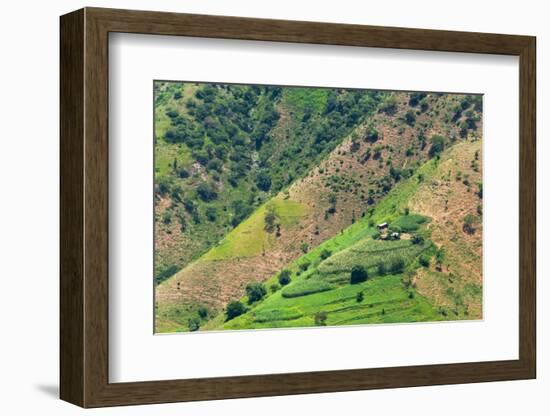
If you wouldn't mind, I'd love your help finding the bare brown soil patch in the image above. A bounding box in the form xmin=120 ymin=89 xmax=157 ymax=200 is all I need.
xmin=156 ymin=93 xmax=483 ymax=326
xmin=409 ymin=140 xmax=483 ymax=318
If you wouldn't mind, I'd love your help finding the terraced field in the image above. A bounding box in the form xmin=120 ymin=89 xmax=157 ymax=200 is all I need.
xmin=154 ymin=82 xmax=483 ymax=333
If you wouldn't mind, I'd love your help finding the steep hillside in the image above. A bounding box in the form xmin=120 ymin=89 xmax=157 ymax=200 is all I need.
xmin=154 ymin=82 xmax=382 ymax=282
xmin=155 ymin=90 xmax=482 ymax=332
xmin=409 ymin=140 xmax=483 ymax=317
xmin=207 ymin=138 xmax=482 ymax=331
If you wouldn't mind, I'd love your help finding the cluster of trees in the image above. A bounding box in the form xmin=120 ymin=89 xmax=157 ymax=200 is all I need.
xmin=156 ymin=84 xmax=384 ymax=260
xmin=429 ymin=135 xmax=445 ymax=158
xmin=364 ymin=124 xmax=379 ymax=143
xmin=231 ymin=199 xmax=253 ymax=227
xmin=349 ymin=255 xmax=409 ymax=284
xmin=313 ymin=90 xmax=379 ymax=149
xmin=379 ymin=95 xmax=397 ymax=115
xmin=196 ymin=182 xmax=217 ymax=202
xmin=155 ymin=265 xmax=179 ymax=285
xmin=408 ymin=92 xmax=427 ymax=107
xmin=225 ymin=281 xmax=269 ymax=321
xmin=157 ymin=84 xmax=438 ymax=285
xmin=450 ymin=95 xmax=482 ymax=138
xmin=389 ymin=164 xmax=414 ymax=182
xmin=187 ymin=305 xmax=209 ymax=331
xmin=163 ymin=84 xmax=281 ymax=192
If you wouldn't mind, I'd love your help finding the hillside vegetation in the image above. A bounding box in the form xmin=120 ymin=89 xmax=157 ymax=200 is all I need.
xmin=154 ymin=82 xmax=382 ymax=282
xmin=208 ymin=139 xmax=482 ymax=330
xmin=154 ymin=84 xmax=483 ymax=333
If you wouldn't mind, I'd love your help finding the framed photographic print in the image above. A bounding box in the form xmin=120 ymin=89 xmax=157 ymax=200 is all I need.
xmin=60 ymin=7 xmax=536 ymax=408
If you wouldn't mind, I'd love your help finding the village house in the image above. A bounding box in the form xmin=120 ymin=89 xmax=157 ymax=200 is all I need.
xmin=377 ymin=222 xmax=388 ymax=230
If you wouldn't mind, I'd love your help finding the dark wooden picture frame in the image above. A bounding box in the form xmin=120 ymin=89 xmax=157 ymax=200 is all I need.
xmin=60 ymin=7 xmax=536 ymax=408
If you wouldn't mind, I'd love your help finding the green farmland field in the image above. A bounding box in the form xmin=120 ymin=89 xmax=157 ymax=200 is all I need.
xmin=154 ymin=81 xmax=483 ymax=333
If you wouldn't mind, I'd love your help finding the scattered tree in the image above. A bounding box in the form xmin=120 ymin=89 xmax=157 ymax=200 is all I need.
xmin=196 ymin=182 xmax=218 ymax=202
xmin=429 ymin=135 xmax=445 ymax=158
xmin=477 ymin=183 xmax=483 ymax=199
xmin=364 ymin=124 xmax=379 ymax=143
xmin=419 ymin=254 xmax=430 ymax=267
xmin=225 ymin=300 xmax=246 ymax=321
xmin=188 ymin=317 xmax=200 ymax=331
xmin=198 ymin=306 xmax=209 ymax=319
xmin=463 ymin=214 xmax=478 ymax=234
xmin=256 ymin=171 xmax=272 ymax=192
xmin=350 ymin=265 xmax=369 ymax=284
xmin=379 ymin=95 xmax=397 ymax=115
xmin=162 ymin=210 xmax=172 ymax=225
xmin=320 ymin=248 xmax=332 ymax=260
xmin=327 ymin=193 xmax=337 ymax=214
xmin=206 ymin=158 xmax=223 ymax=173
xmin=408 ymin=92 xmax=427 ymax=107
xmin=264 ymin=205 xmax=278 ymax=232
xmin=314 ymin=311 xmax=328 ymax=326
xmin=405 ymin=110 xmax=416 ymax=126
xmin=299 ymin=260 xmax=311 ymax=271
xmin=278 ymin=269 xmax=291 ymax=286
xmin=477 ymin=204 xmax=483 ymax=216
xmin=205 ymin=207 xmax=217 ymax=222
xmin=389 ymin=257 xmax=405 ymax=274
xmin=246 ymin=282 xmax=267 ymax=304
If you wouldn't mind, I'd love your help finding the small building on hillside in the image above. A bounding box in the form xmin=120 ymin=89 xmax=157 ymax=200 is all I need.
xmin=377 ymin=222 xmax=388 ymax=230
xmin=390 ymin=232 xmax=401 ymax=240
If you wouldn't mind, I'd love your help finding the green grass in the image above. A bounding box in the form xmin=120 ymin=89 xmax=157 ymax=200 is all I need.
xmin=209 ymin=157 xmax=444 ymax=331
xmin=202 ymin=197 xmax=307 ymax=261
xmin=155 ymin=87 xmax=483 ymax=332
xmin=317 ymin=238 xmax=429 ymax=279
xmin=370 ymin=159 xmax=440 ymax=225
xmin=155 ymin=142 xmax=193 ymax=178
xmin=155 ymin=301 xmax=206 ymax=333
xmin=153 ymin=81 xmax=385 ymax=285
xmin=281 ymin=280 xmax=333 ymax=298
xmin=215 ymin=224 xmax=434 ymax=330
xmin=390 ymin=214 xmax=427 ymax=232
xmin=223 ymin=274 xmax=443 ymax=330
xmin=282 ymin=87 xmax=329 ymax=118
xmin=253 ymin=307 xmax=304 ymax=323
xmin=270 ymin=198 xmax=306 ymax=226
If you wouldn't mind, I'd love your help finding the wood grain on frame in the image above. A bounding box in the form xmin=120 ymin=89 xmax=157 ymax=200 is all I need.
xmin=60 ymin=7 xmax=536 ymax=408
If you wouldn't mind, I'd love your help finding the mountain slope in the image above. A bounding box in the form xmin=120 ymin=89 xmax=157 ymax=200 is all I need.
xmin=155 ymin=91 xmax=482 ymax=332
xmin=209 ymin=138 xmax=482 ymax=331
xmin=154 ymin=82 xmax=382 ymax=282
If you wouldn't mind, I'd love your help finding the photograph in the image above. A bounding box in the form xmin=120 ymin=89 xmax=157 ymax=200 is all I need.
xmin=154 ymin=81 xmax=483 ymax=333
